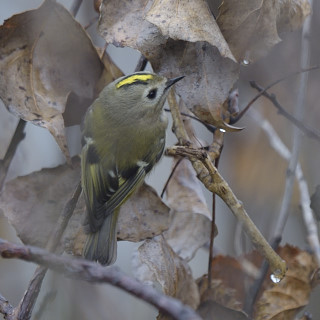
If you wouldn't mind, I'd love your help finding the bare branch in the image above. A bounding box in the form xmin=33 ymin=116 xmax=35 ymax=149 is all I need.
xmin=234 ymin=65 xmax=319 ymax=123
xmin=0 ymin=293 xmax=15 ymax=320
xmin=0 ymin=119 xmax=26 ymax=191
xmin=250 ymin=81 xmax=320 ymax=143
xmin=251 ymin=109 xmax=320 ymax=266
xmin=272 ymin=0 xmax=313 ymax=242
xmin=0 ymin=239 xmax=202 ymax=320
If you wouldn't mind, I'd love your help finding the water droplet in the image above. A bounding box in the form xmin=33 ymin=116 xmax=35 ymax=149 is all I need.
xmin=219 ymin=128 xmax=226 ymax=133
xmin=242 ymin=59 xmax=250 ymax=65
xmin=270 ymin=273 xmax=281 ymax=283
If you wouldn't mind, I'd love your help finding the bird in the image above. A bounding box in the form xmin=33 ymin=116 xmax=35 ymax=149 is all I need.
xmin=81 ymin=71 xmax=184 ymax=265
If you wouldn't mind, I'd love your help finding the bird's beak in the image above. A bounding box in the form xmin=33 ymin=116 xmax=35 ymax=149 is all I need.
xmin=165 ymin=76 xmax=184 ymax=90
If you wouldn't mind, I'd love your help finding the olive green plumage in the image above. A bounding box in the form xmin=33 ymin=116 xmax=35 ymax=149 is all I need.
xmin=81 ymin=71 xmax=183 ymax=265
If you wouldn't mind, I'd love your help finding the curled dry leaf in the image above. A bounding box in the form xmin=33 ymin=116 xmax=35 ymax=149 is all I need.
xmin=165 ymin=158 xmax=213 ymax=261
xmin=254 ymin=245 xmax=318 ymax=320
xmin=146 ymin=0 xmax=235 ymax=61
xmin=277 ymin=0 xmax=311 ymax=34
xmin=0 ymin=0 xmax=105 ymax=161
xmin=0 ymin=157 xmax=81 ymax=248
xmin=99 ymin=0 xmax=240 ymax=130
xmin=134 ymin=236 xmax=200 ymax=314
xmin=200 ymin=245 xmax=318 ymax=319
xmin=197 ymin=275 xmax=249 ymax=320
xmin=66 ymin=183 xmax=171 ymax=255
xmin=217 ymin=0 xmax=311 ymax=63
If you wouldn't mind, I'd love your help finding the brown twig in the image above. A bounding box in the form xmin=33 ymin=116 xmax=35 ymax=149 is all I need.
xmin=134 ymin=55 xmax=148 ymax=72
xmin=15 ymin=181 xmax=82 ymax=320
xmin=0 ymin=293 xmax=15 ymax=320
xmin=207 ymin=130 xmax=224 ymax=288
xmin=0 ymin=119 xmax=26 ymax=191
xmin=161 ymin=157 xmax=183 ymax=198
xmin=233 ymin=66 xmax=319 ymax=123
xmin=250 ymin=81 xmax=320 ymax=143
xmin=0 ymin=239 xmax=202 ymax=320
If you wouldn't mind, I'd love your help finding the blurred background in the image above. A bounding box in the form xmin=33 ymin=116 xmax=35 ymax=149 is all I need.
xmin=1 ymin=0 xmax=320 ymax=319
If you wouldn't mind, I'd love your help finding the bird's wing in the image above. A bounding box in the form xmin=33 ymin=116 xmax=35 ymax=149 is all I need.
xmin=81 ymin=140 xmax=147 ymax=233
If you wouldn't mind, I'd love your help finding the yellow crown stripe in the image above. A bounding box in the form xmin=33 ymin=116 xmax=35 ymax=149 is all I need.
xmin=116 ymin=74 xmax=154 ymax=88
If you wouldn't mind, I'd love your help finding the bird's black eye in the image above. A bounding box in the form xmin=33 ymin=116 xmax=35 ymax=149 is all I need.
xmin=147 ymin=88 xmax=157 ymax=99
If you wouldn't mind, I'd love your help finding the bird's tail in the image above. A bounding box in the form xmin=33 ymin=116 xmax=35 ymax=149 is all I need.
xmin=83 ymin=210 xmax=119 ymax=266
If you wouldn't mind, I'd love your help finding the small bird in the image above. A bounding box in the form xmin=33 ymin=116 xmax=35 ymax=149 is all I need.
xmin=81 ymin=71 xmax=184 ymax=265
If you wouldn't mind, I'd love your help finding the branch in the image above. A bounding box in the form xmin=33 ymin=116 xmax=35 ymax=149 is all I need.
xmin=251 ymin=109 xmax=320 ymax=265
xmin=0 ymin=293 xmax=15 ymax=320
xmin=250 ymin=81 xmax=320 ymax=143
xmin=0 ymin=239 xmax=202 ymax=320
xmin=233 ymin=65 xmax=319 ymax=123
xmin=15 ymin=181 xmax=82 ymax=320
xmin=272 ymin=0 xmax=313 ymax=242
xmin=0 ymin=119 xmax=26 ymax=191
xmin=166 ymin=89 xmax=286 ymax=280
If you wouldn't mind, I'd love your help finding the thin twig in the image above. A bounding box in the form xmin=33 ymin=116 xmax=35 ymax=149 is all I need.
xmin=161 ymin=157 xmax=183 ymax=198
xmin=233 ymin=65 xmax=319 ymax=123
xmin=0 ymin=239 xmax=202 ymax=320
xmin=250 ymin=81 xmax=320 ymax=143
xmin=134 ymin=55 xmax=148 ymax=72
xmin=0 ymin=119 xmax=26 ymax=191
xmin=0 ymin=293 xmax=15 ymax=320
xmin=207 ymin=132 xmax=223 ymax=288
xmin=70 ymin=0 xmax=83 ymax=17
xmin=15 ymin=181 xmax=82 ymax=320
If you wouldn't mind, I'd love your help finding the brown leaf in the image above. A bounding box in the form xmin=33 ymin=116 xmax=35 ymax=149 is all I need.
xmin=277 ymin=0 xmax=311 ymax=34
xmin=117 ymin=183 xmax=171 ymax=242
xmin=164 ymin=158 xmax=213 ymax=261
xmin=217 ymin=0 xmax=281 ymax=63
xmin=0 ymin=157 xmax=81 ymax=248
xmin=99 ymin=0 xmax=240 ymax=129
xmin=217 ymin=0 xmax=310 ymax=63
xmin=254 ymin=245 xmax=318 ymax=320
xmin=66 ymin=183 xmax=171 ymax=255
xmin=0 ymin=0 xmax=105 ymax=161
xmin=146 ymin=0 xmax=235 ymax=61
xmin=198 ymin=300 xmax=250 ymax=320
xmin=134 ymin=236 xmax=200 ymax=313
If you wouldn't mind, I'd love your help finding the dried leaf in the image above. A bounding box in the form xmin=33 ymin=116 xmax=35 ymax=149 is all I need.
xmin=277 ymin=0 xmax=311 ymax=34
xmin=117 ymin=184 xmax=171 ymax=241
xmin=99 ymin=0 xmax=240 ymax=129
xmin=0 ymin=157 xmax=81 ymax=247
xmin=217 ymin=0 xmax=310 ymax=63
xmin=66 ymin=183 xmax=171 ymax=255
xmin=254 ymin=246 xmax=318 ymax=320
xmin=197 ymin=300 xmax=249 ymax=320
xmin=217 ymin=0 xmax=281 ymax=63
xmin=0 ymin=0 xmax=105 ymax=161
xmin=146 ymin=0 xmax=235 ymax=61
xmin=134 ymin=236 xmax=200 ymax=312
xmin=164 ymin=158 xmax=213 ymax=261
